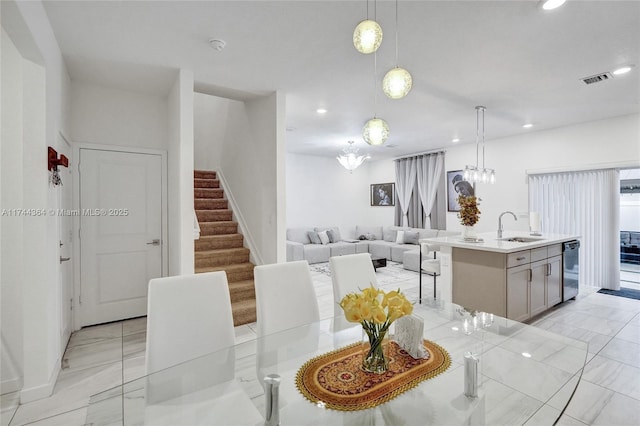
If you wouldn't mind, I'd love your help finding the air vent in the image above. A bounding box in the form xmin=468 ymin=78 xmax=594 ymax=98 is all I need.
xmin=581 ymin=72 xmax=613 ymax=85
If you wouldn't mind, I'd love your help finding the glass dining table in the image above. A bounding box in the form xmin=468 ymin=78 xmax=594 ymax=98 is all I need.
xmin=85 ymin=299 xmax=588 ymax=425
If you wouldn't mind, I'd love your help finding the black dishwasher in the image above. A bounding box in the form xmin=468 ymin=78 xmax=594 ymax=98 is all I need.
xmin=563 ymin=241 xmax=580 ymax=301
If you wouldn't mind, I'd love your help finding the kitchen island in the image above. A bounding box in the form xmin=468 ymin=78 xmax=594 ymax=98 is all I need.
xmin=422 ymin=232 xmax=579 ymax=322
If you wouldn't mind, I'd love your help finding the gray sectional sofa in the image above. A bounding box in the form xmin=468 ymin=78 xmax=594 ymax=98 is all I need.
xmin=286 ymin=225 xmax=460 ymax=271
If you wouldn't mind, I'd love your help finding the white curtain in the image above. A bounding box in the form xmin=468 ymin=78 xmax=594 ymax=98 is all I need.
xmin=416 ymin=152 xmax=444 ymax=229
xmin=529 ymin=169 xmax=620 ymax=289
xmin=395 ymin=158 xmax=417 ymax=227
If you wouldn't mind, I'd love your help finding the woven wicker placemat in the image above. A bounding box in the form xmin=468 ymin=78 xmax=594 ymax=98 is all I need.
xmin=295 ymin=339 xmax=451 ymax=411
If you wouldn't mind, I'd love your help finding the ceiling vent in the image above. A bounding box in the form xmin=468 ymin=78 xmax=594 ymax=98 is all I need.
xmin=581 ymin=72 xmax=613 ymax=85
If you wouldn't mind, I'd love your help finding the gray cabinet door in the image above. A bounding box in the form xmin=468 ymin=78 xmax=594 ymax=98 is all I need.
xmin=507 ymin=264 xmax=530 ymax=322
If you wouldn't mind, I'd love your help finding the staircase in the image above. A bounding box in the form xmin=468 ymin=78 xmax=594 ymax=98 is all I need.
xmin=194 ymin=170 xmax=257 ymax=326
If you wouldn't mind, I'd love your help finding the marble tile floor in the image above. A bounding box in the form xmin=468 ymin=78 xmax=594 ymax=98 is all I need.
xmin=2 ymin=261 xmax=639 ymax=425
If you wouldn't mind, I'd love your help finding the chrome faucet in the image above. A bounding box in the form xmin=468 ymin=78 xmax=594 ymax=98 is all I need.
xmin=498 ymin=211 xmax=517 ymax=238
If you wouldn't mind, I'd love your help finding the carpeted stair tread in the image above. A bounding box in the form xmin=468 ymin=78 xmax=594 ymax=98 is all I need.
xmin=194 ymin=170 xmax=217 ymax=179
xmin=228 ymin=280 xmax=256 ymax=303
xmin=194 ymin=178 xmax=220 ymax=189
xmin=195 ymin=262 xmax=254 ymax=283
xmin=231 ymin=299 xmax=257 ymax=327
xmin=196 ymin=210 xmax=233 ymax=222
xmin=194 ymin=170 xmax=256 ymax=326
xmin=199 ymin=221 xmax=238 ymax=236
xmin=194 ymin=188 xmax=224 ymax=199
xmin=195 ymin=247 xmax=249 ymax=268
xmin=195 ymin=234 xmax=244 ymax=250
xmin=195 ymin=198 xmax=228 ymax=210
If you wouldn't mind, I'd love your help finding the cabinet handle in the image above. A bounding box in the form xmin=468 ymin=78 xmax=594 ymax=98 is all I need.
xmin=528 ymin=269 xmax=532 ymax=282
xmin=517 ymin=256 xmax=526 ymax=261
xmin=547 ymin=263 xmax=551 ymax=276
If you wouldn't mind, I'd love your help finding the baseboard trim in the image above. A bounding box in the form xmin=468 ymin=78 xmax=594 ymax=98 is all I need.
xmin=1 ymin=377 xmax=22 ymax=395
xmin=19 ymin=362 xmax=60 ymax=403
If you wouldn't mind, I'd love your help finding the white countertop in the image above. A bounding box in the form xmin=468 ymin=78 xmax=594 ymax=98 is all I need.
xmin=421 ymin=231 xmax=579 ymax=254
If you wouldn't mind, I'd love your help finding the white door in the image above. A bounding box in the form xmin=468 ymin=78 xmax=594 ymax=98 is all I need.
xmin=58 ymin=135 xmax=73 ymax=347
xmin=79 ymin=148 xmax=163 ymax=327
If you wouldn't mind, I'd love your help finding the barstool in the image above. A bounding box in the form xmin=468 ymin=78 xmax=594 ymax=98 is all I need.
xmin=419 ymin=242 xmax=441 ymax=302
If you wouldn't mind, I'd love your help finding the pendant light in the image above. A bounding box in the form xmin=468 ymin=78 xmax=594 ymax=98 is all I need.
xmin=382 ymin=0 xmax=412 ymax=99
xmin=337 ymin=141 xmax=368 ymax=173
xmin=353 ymin=1 xmax=383 ymax=54
xmin=463 ymin=106 xmax=495 ymax=184
xmin=363 ymin=45 xmax=389 ymax=145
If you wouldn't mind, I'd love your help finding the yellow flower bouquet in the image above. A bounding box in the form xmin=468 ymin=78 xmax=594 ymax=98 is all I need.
xmin=339 ymin=286 xmax=413 ymax=374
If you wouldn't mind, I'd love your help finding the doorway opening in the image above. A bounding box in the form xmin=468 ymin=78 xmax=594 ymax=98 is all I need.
xmin=620 ymin=168 xmax=640 ymax=289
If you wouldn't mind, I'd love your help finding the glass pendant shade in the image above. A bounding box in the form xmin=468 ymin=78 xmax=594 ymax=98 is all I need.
xmin=337 ymin=141 xmax=367 ymax=173
xmin=382 ymin=67 xmax=412 ymax=99
xmin=464 ymin=106 xmax=495 ymax=184
xmin=363 ymin=118 xmax=390 ymax=146
xmin=353 ymin=20 xmax=383 ymax=54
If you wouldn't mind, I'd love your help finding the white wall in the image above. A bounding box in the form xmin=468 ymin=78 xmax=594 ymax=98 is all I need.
xmin=444 ymin=114 xmax=640 ymax=234
xmin=194 ymin=92 xmax=285 ymax=264
xmin=193 ymin=93 xmax=229 ymax=172
xmin=222 ymin=93 xmax=284 ymax=264
xmin=70 ymin=81 xmax=168 ymax=149
xmin=1 ymin=0 xmax=72 ymax=402
xmin=167 ymin=70 xmax=194 ymax=275
xmin=1 ymin=28 xmax=25 ymax=394
xmin=286 ymin=154 xmax=395 ymax=238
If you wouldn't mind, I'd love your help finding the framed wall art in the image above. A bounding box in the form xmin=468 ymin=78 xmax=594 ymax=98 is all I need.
xmin=447 ymin=170 xmax=475 ymax=212
xmin=371 ymin=183 xmax=395 ymax=206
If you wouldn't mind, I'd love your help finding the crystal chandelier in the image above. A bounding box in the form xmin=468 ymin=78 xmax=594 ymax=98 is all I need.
xmin=382 ymin=0 xmax=412 ymax=99
xmin=337 ymin=141 xmax=368 ymax=173
xmin=463 ymin=106 xmax=496 ymax=184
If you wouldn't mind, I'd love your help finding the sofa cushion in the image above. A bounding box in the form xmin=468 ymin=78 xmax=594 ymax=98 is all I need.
xmin=303 ymin=244 xmax=330 ymax=264
xmin=329 ymin=242 xmax=357 ymax=257
xmin=403 ymin=230 xmax=420 ymax=245
xmin=356 ymin=226 xmax=383 ymax=241
xmin=391 ymin=245 xmax=416 ymax=263
xmin=383 ymin=226 xmax=409 ymax=242
xmin=307 ymin=231 xmax=321 ymax=244
xmin=318 ymin=230 xmax=330 ymax=245
xmin=367 ymin=240 xmax=394 ymax=260
xmin=315 ymin=227 xmax=342 ymax=243
xmin=287 ymin=227 xmax=313 ymax=244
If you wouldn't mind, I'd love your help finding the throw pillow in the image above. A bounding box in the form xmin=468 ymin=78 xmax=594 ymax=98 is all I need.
xmin=404 ymin=230 xmax=420 ymax=245
xmin=366 ymin=233 xmax=377 ymax=241
xmin=318 ymin=230 xmax=330 ymax=245
xmin=307 ymin=231 xmax=321 ymax=244
xmin=327 ymin=229 xmax=342 ymax=243
xmin=395 ymin=230 xmax=405 ymax=244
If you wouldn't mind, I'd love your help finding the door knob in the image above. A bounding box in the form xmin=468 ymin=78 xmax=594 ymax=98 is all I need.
xmin=147 ymin=239 xmax=161 ymax=246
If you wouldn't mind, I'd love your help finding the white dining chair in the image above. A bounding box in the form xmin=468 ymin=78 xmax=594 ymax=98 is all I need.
xmin=420 ymin=242 xmax=441 ymax=301
xmin=144 ymin=272 xmax=263 ymax=422
xmin=329 ymin=253 xmax=379 ymax=316
xmin=145 ymin=271 xmax=235 ymax=375
xmin=254 ymin=260 xmax=320 ymax=337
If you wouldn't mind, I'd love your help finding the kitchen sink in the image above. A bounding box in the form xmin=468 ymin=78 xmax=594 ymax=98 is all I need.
xmin=497 ymin=237 xmax=545 ymax=243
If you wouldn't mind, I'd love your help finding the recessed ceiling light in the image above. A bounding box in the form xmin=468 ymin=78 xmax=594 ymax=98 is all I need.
xmin=613 ymin=66 xmax=632 ymax=75
xmin=522 ymin=352 xmax=532 ymax=358
xmin=316 ymin=108 xmax=327 ymax=114
xmin=541 ymin=0 xmax=566 ymax=11
xmin=452 ymin=138 xmax=460 ymax=143
xmin=523 ymin=123 xmax=533 ymax=129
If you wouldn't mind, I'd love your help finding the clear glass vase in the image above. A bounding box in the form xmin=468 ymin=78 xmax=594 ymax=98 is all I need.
xmin=362 ymin=327 xmax=389 ymax=374
xmin=462 ymin=225 xmax=477 ymax=240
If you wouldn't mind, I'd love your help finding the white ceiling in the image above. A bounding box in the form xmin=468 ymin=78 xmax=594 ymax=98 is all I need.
xmin=42 ymin=0 xmax=640 ymax=161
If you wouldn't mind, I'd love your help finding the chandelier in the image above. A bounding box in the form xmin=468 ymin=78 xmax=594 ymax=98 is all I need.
xmin=337 ymin=141 xmax=368 ymax=173
xmin=463 ymin=106 xmax=496 ymax=184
